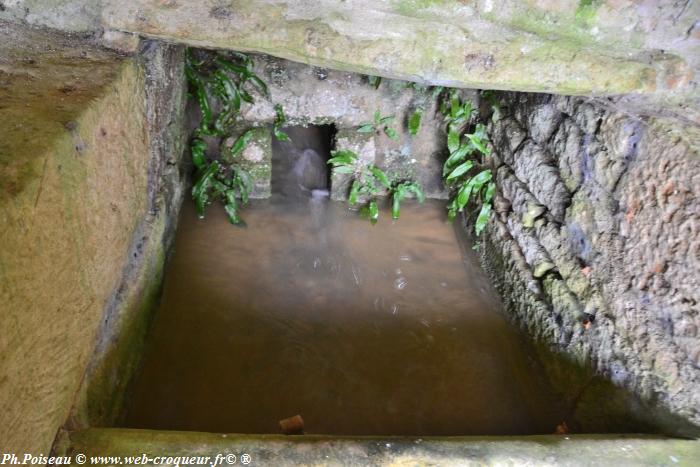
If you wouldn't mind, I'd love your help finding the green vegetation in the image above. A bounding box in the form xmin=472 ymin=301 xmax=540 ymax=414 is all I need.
xmin=368 ymin=75 xmax=382 ymax=89
xmin=328 ymin=149 xmax=424 ymax=223
xmin=481 ymin=90 xmax=502 ymax=123
xmin=186 ymin=50 xmax=268 ymax=137
xmin=273 ymin=104 xmax=290 ymax=142
xmin=441 ymin=91 xmax=495 ymax=236
xmin=575 ymin=0 xmax=600 ymax=26
xmin=408 ymin=107 xmax=423 ymax=136
xmin=185 ymin=49 xmax=282 ymax=225
xmin=328 ymin=149 xmax=387 ymax=223
xmin=390 ymin=180 xmax=425 ymax=219
xmin=358 ymin=110 xmax=399 ymax=140
xmin=189 ymin=132 xmax=252 ymax=225
xmin=361 ymin=75 xmax=444 ymax=138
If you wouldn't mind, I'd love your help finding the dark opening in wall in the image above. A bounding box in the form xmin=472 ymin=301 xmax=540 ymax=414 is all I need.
xmin=271 ymin=124 xmax=335 ymax=198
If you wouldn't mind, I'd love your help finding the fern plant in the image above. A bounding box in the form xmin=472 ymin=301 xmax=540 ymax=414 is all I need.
xmin=408 ymin=107 xmax=423 ymax=136
xmin=390 ymin=180 xmax=425 ymax=219
xmin=328 ymin=150 xmax=424 ymax=223
xmin=190 ymin=132 xmax=253 ymax=225
xmin=185 ymin=49 xmax=277 ymax=225
xmin=357 ymin=110 xmax=399 ymax=140
xmin=186 ymin=50 xmax=268 ymax=137
xmin=481 ymin=90 xmax=502 ymax=122
xmin=368 ymin=75 xmax=382 ymax=89
xmin=273 ymin=104 xmax=291 ymax=142
xmin=442 ymin=92 xmax=495 ymax=235
xmin=328 ymin=149 xmax=388 ymax=223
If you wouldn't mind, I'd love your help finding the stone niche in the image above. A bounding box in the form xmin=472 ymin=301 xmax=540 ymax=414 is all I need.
xmin=187 ymin=51 xmax=456 ymax=201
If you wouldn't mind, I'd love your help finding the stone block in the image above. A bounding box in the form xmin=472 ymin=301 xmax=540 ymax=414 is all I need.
xmin=490 ymin=117 xmax=526 ymax=166
xmin=221 ymin=127 xmax=272 ymax=198
xmin=548 ymin=118 xmax=584 ymax=193
xmin=330 ymin=128 xmax=376 ymax=201
xmin=0 ymin=27 xmax=187 ymax=456
xmin=527 ymin=103 xmax=564 ymax=145
xmin=512 ymin=141 xmax=570 ymax=221
xmin=506 ymin=216 xmax=556 ymax=280
xmin=496 ymin=167 xmax=545 ymax=228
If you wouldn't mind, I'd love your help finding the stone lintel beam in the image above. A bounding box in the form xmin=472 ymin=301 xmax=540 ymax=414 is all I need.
xmin=100 ymin=0 xmax=698 ymax=99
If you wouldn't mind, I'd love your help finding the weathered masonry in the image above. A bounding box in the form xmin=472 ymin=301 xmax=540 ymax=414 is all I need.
xmin=480 ymin=92 xmax=700 ymax=435
xmin=1 ymin=0 xmax=699 ymax=464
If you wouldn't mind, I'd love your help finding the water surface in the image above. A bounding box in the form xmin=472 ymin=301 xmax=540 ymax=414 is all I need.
xmin=124 ymin=191 xmax=563 ymax=435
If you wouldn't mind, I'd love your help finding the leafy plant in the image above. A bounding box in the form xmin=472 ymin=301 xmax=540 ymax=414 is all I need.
xmin=186 ymin=50 xmax=269 ymax=137
xmin=431 ymin=86 xmax=445 ymax=99
xmin=390 ymin=180 xmax=425 ymax=219
xmin=273 ymin=104 xmax=290 ymax=142
xmin=358 ymin=110 xmax=399 ymax=140
xmin=442 ymin=90 xmax=474 ymax=129
xmin=215 ymin=52 xmax=268 ymax=97
xmin=368 ymin=75 xmax=382 ymax=89
xmin=190 ymin=134 xmax=253 ymax=225
xmin=408 ymin=107 xmax=423 ymax=136
xmin=185 ymin=49 xmax=279 ymax=224
xmin=225 ymin=128 xmax=256 ymax=159
xmin=481 ymin=90 xmax=502 ymax=123
xmin=363 ymin=78 xmax=443 ymax=139
xmin=441 ymin=93 xmax=495 ymax=236
xmin=327 ymin=149 xmax=424 ymax=223
xmin=328 ymin=149 xmax=388 ymax=224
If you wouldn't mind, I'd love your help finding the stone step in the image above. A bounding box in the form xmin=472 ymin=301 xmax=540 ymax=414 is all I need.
xmin=63 ymin=428 xmax=700 ymax=466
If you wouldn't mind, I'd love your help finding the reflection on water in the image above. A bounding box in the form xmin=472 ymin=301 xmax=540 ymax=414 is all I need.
xmin=123 ymin=128 xmax=563 ymax=435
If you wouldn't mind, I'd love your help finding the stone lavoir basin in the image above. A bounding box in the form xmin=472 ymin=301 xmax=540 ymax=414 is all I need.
xmin=2 ymin=3 xmax=700 ymax=466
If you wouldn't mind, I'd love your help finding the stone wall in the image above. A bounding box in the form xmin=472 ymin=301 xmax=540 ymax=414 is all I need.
xmin=0 ymin=22 xmax=187 ymax=455
xmin=66 ymin=41 xmax=188 ymax=432
xmin=193 ymin=52 xmax=450 ymax=200
xmin=477 ymin=92 xmax=700 ymax=435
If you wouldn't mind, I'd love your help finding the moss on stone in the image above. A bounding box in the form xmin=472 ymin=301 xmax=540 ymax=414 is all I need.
xmin=82 ymin=232 xmax=167 ymax=428
xmin=66 ymin=428 xmax=700 ymax=466
xmin=574 ymin=0 xmax=600 ymax=27
xmin=101 ymin=0 xmax=676 ymax=97
xmin=391 ymin=0 xmax=447 ymax=16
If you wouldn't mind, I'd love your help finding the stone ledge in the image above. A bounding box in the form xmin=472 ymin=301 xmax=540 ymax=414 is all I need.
xmin=64 ymin=428 xmax=700 ymax=466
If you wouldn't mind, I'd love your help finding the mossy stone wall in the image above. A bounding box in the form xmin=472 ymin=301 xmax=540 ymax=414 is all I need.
xmin=476 ymin=92 xmax=700 ymax=436
xmin=0 ymin=25 xmax=187 ymax=456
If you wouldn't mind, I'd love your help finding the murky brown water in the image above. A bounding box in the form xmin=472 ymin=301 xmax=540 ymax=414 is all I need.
xmin=124 ymin=127 xmax=563 ymax=435
xmin=124 ymin=198 xmax=564 ymax=435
